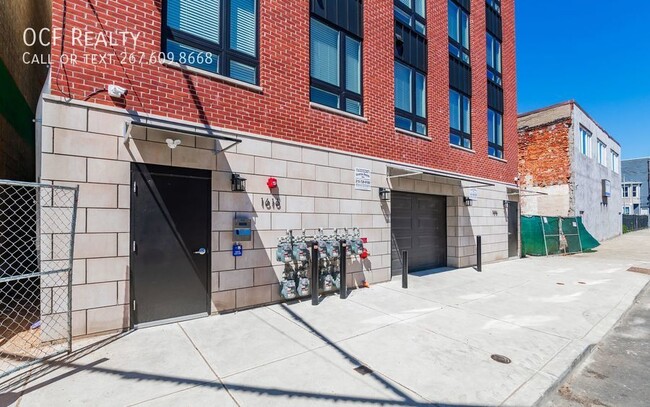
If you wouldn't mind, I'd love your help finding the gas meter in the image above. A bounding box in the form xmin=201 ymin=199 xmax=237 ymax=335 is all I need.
xmin=280 ymin=279 xmax=297 ymax=300
xmin=293 ymin=241 xmax=310 ymax=262
xmin=276 ymin=241 xmax=294 ymax=263
xmin=325 ymin=239 xmax=340 ymax=258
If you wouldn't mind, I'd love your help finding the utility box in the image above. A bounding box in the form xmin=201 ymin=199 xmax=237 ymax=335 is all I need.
xmin=602 ymin=179 xmax=612 ymax=198
xmin=233 ymin=218 xmax=252 ymax=241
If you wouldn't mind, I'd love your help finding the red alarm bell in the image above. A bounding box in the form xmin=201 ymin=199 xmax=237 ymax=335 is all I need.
xmin=360 ymin=248 xmax=369 ymax=259
xmin=267 ymin=177 xmax=278 ymax=189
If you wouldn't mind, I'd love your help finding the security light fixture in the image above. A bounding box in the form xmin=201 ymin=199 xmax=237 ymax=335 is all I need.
xmin=231 ymin=174 xmax=247 ymax=192
xmin=379 ymin=187 xmax=391 ymax=201
xmin=165 ymin=138 xmax=181 ymax=149
xmin=463 ymin=196 xmax=474 ymax=206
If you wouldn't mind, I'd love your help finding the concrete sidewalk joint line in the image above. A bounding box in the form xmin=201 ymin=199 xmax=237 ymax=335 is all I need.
xmin=4 ymin=229 xmax=649 ymax=407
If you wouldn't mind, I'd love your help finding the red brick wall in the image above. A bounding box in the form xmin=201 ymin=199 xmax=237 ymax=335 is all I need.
xmin=518 ymin=119 xmax=572 ymax=188
xmin=49 ymin=0 xmax=517 ymax=184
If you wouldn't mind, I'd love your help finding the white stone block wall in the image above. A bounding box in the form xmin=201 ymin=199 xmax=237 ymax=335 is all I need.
xmin=38 ymin=97 xmax=513 ymax=336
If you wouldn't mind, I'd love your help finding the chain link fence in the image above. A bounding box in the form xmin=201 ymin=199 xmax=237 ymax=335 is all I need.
xmin=0 ymin=180 xmax=78 ymax=378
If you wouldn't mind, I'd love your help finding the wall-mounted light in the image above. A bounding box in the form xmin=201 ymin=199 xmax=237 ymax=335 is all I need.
xmin=379 ymin=187 xmax=391 ymax=201
xmin=165 ymin=138 xmax=181 ymax=149
xmin=231 ymin=174 xmax=247 ymax=192
xmin=463 ymin=197 xmax=474 ymax=206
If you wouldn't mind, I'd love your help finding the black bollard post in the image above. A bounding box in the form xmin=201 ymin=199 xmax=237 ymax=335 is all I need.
xmin=402 ymin=250 xmax=408 ymax=289
xmin=339 ymin=240 xmax=347 ymax=299
xmin=311 ymin=240 xmax=319 ymax=305
xmin=477 ymin=235 xmax=482 ymax=272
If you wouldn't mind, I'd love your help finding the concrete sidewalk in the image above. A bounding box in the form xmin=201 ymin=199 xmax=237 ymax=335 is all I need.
xmin=2 ymin=230 xmax=650 ymax=406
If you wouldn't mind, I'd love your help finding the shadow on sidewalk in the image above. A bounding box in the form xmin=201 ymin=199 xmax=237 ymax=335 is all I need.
xmin=0 ymin=306 xmax=489 ymax=407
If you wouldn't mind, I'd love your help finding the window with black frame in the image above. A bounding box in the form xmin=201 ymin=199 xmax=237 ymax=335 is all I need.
xmin=310 ymin=0 xmax=363 ymax=116
xmin=488 ymin=108 xmax=503 ymax=158
xmin=448 ymin=0 xmax=469 ymax=63
xmin=163 ymin=0 xmax=259 ymax=85
xmin=450 ymin=88 xmax=471 ymax=148
xmin=394 ymin=0 xmax=427 ymax=136
xmin=486 ymin=0 xmax=501 ymax=14
xmin=486 ymin=33 xmax=502 ymax=85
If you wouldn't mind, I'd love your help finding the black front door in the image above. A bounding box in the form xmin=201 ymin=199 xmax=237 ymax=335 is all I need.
xmin=508 ymin=201 xmax=519 ymax=258
xmin=391 ymin=192 xmax=447 ymax=275
xmin=130 ymin=163 xmax=211 ymax=327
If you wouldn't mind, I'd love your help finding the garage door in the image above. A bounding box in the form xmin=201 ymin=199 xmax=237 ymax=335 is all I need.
xmin=391 ymin=192 xmax=447 ymax=275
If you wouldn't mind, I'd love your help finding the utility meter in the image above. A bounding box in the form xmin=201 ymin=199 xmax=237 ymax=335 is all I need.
xmin=280 ymin=279 xmax=297 ymax=300
xmin=321 ymin=273 xmax=335 ymax=292
xmin=276 ymin=241 xmax=294 ymax=263
xmin=332 ymin=271 xmax=341 ymax=290
xmin=296 ymin=275 xmax=310 ymax=297
xmin=325 ymin=240 xmax=340 ymax=258
xmin=317 ymin=240 xmax=328 ymax=259
xmin=293 ymin=242 xmax=310 ymax=262
xmin=349 ymin=238 xmax=363 ymax=255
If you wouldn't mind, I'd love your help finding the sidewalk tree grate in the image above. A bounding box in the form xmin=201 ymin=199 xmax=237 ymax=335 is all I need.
xmin=627 ymin=267 xmax=650 ymax=275
xmin=354 ymin=365 xmax=374 ymax=375
xmin=491 ymin=354 xmax=512 ymax=364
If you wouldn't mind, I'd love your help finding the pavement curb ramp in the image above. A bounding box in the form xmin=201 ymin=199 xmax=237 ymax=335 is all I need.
xmin=533 ymin=280 xmax=650 ymax=406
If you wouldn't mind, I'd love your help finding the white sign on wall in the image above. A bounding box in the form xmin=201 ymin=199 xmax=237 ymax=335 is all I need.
xmin=468 ymin=188 xmax=479 ymax=201
xmin=355 ymin=167 xmax=372 ymax=191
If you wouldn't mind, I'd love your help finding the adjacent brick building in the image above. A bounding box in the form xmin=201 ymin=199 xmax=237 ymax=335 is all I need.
xmin=518 ymin=101 xmax=622 ymax=241
xmin=37 ymin=0 xmax=519 ymax=335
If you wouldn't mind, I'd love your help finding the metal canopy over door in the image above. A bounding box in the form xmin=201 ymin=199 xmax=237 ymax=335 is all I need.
xmin=391 ymin=192 xmax=447 ymax=275
xmin=130 ymin=163 xmax=211 ymax=327
xmin=507 ymin=201 xmax=519 ymax=258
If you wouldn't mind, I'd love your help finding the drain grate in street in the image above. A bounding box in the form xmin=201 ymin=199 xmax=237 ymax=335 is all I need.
xmin=354 ymin=365 xmax=374 ymax=375
xmin=628 ymin=267 xmax=650 ymax=275
xmin=556 ymin=282 xmax=565 ymax=285
xmin=578 ymin=281 xmax=586 ymax=285
xmin=491 ymin=354 xmax=512 ymax=364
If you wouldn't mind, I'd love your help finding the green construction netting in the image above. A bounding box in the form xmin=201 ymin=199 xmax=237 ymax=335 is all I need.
xmin=576 ymin=217 xmax=600 ymax=251
xmin=521 ymin=216 xmax=546 ymax=256
xmin=521 ymin=215 xmax=600 ymax=256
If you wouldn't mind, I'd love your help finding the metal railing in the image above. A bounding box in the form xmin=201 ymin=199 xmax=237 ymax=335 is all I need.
xmin=0 ymin=180 xmax=78 ymax=379
xmin=623 ymin=214 xmax=649 ymax=232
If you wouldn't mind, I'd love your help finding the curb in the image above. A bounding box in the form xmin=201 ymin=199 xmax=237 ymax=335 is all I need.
xmin=532 ymin=343 xmax=596 ymax=407
xmin=533 ymin=280 xmax=650 ymax=406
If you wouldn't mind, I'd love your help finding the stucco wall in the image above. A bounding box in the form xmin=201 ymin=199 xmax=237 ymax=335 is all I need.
xmin=570 ymin=106 xmax=622 ymax=241
xmin=519 ymin=184 xmax=571 ymax=217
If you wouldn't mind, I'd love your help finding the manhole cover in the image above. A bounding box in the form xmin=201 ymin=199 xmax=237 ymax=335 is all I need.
xmin=491 ymin=354 xmax=511 ymax=364
xmin=354 ymin=365 xmax=373 ymax=375
xmin=628 ymin=267 xmax=650 ymax=275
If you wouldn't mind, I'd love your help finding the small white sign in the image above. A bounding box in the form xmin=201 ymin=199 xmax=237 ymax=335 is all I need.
xmin=468 ymin=188 xmax=479 ymax=201
xmin=355 ymin=167 xmax=372 ymax=191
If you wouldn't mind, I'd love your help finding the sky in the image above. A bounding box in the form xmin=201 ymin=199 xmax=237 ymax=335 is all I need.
xmin=516 ymin=1 xmax=650 ymax=159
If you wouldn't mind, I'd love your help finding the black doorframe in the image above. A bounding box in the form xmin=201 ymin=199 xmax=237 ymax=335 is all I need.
xmin=507 ymin=200 xmax=520 ymax=258
xmin=129 ymin=163 xmax=212 ymax=328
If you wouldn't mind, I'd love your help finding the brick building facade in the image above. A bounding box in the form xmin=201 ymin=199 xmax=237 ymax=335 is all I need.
xmin=37 ymin=0 xmax=519 ymax=335
xmin=518 ymin=101 xmax=622 ymax=242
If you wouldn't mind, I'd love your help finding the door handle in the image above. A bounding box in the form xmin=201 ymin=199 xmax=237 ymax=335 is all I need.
xmin=193 ymin=248 xmax=207 ymax=255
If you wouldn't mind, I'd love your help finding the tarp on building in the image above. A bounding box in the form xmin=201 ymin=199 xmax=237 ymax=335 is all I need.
xmin=521 ymin=215 xmax=599 ymax=256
